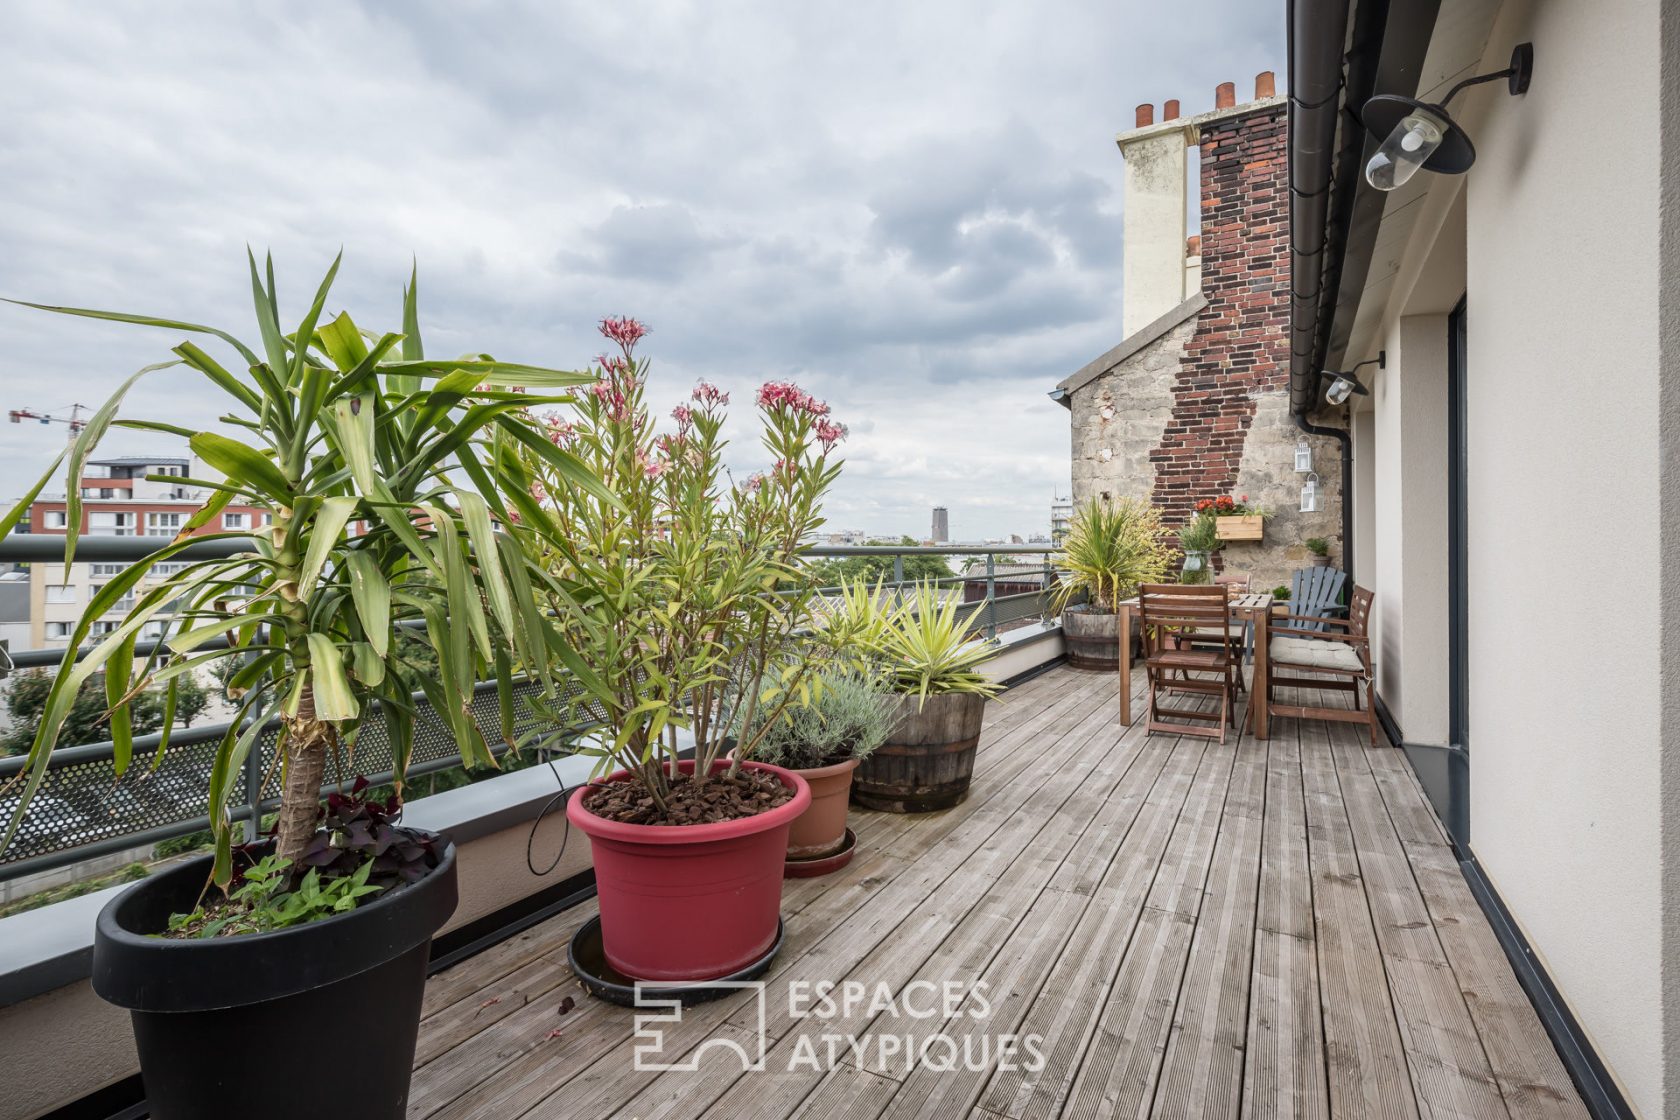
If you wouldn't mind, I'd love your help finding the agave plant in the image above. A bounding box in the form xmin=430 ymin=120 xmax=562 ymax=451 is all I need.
xmin=0 ymin=252 xmax=606 ymax=883
xmin=1051 ymin=497 xmax=1172 ymax=613
xmin=823 ymin=580 xmax=1001 ymax=701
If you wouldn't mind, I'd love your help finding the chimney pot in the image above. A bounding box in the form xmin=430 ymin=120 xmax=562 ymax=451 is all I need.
xmin=1215 ymin=82 xmax=1236 ymax=109
xmin=1163 ymin=99 xmax=1180 ymax=121
xmin=1135 ymin=103 xmax=1155 ymax=127
xmin=1255 ymin=71 xmax=1276 ymax=99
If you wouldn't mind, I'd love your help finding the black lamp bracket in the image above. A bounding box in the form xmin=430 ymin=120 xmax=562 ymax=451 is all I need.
xmin=1441 ymin=43 xmax=1534 ymax=107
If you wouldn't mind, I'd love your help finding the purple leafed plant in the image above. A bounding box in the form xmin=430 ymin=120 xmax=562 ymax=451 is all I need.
xmin=296 ymin=777 xmax=440 ymax=888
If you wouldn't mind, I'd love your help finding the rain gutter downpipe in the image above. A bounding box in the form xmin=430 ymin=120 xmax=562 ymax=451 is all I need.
xmin=1295 ymin=411 xmax=1354 ymax=585
xmin=1289 ymin=0 xmax=1357 ymax=584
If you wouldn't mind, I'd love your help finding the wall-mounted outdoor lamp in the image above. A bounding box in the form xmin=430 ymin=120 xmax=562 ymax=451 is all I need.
xmin=1294 ymin=441 xmax=1313 ymax=473
xmin=1301 ymin=472 xmax=1320 ymax=513
xmin=1362 ymin=43 xmax=1534 ymax=191
xmin=1323 ymin=352 xmax=1385 ymax=406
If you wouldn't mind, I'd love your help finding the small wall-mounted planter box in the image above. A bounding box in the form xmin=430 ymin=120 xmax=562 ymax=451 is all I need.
xmin=1215 ymin=514 xmax=1264 ymax=541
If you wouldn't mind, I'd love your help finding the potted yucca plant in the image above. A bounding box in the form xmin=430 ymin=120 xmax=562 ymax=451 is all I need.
xmin=515 ymin=320 xmax=847 ymax=983
xmin=824 ymin=580 xmax=1002 ymax=813
xmin=0 ymin=253 xmax=602 ymax=1120
xmin=1052 ymin=497 xmax=1172 ymax=671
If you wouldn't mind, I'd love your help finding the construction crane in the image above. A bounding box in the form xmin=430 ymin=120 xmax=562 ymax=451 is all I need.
xmin=8 ymin=403 xmax=88 ymax=437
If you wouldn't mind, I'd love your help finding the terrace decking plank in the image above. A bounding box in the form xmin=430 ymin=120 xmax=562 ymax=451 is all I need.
xmin=1361 ymin=750 xmax=1589 ymax=1120
xmin=817 ymin=716 xmax=1197 ymax=1119
xmin=404 ymin=666 xmax=1592 ymax=1120
xmin=1239 ymin=723 xmax=1329 ymax=1120
xmin=975 ymin=736 xmax=1205 ymax=1120
xmin=1058 ymin=730 xmax=1238 ymax=1120
xmin=1150 ymin=726 xmax=1268 ymax=1119
xmin=1299 ymin=717 xmax=1420 ymax=1120
xmin=1326 ymin=726 xmax=1511 ymax=1120
xmin=416 ymin=676 xmax=1122 ymax=1120
xmin=611 ymin=684 xmax=1141 ymax=1120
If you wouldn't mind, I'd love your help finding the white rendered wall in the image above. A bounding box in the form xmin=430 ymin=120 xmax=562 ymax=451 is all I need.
xmin=1118 ymin=127 xmax=1189 ymax=337
xmin=1458 ymin=0 xmax=1664 ymax=1111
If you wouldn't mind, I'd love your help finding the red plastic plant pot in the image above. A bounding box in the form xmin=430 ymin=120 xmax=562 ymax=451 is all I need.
xmin=567 ymin=758 xmax=810 ymax=982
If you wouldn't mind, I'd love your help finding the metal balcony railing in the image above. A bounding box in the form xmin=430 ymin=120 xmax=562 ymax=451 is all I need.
xmin=0 ymin=536 xmax=1063 ymax=882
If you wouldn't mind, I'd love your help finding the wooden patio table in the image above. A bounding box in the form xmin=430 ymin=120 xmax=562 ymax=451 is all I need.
xmin=1114 ymin=591 xmax=1276 ymax=728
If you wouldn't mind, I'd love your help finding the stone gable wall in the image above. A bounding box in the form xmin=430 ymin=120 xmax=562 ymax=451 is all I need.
xmin=1068 ymin=100 xmax=1344 ymax=591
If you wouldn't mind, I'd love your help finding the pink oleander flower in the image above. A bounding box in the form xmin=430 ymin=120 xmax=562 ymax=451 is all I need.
xmin=530 ymin=479 xmax=548 ymax=504
xmin=691 ymin=381 xmax=729 ymax=407
xmin=635 ymin=449 xmax=666 ymax=479
xmin=815 ymin=418 xmax=847 ymax=450
xmin=756 ymin=380 xmax=830 ymax=417
xmin=743 ymin=472 xmax=765 ymax=493
xmin=599 ymin=316 xmax=648 ymax=350
xmin=671 ymin=404 xmax=694 ymax=428
xmin=543 ymin=414 xmax=577 ymax=446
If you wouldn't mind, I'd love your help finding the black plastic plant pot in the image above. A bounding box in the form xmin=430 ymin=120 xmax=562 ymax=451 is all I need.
xmin=91 ymin=835 xmax=457 ymax=1120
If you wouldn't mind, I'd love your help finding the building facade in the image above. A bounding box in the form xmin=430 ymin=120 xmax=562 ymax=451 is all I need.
xmin=1290 ymin=0 xmax=1675 ymax=1113
xmin=1056 ymin=76 xmax=1344 ymax=591
xmin=930 ymin=506 xmax=949 ymax=543
xmin=25 ymin=455 xmax=267 ymax=647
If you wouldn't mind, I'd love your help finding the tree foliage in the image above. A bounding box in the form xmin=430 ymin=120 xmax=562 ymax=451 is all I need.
xmin=2 ymin=668 xmax=207 ymax=756
xmin=810 ymin=537 xmax=952 ymax=587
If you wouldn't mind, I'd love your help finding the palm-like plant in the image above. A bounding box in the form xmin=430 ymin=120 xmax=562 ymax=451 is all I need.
xmin=1051 ymin=497 xmax=1172 ymax=612
xmin=0 ymin=253 xmax=605 ymax=883
xmin=824 ymin=580 xmax=1000 ymax=700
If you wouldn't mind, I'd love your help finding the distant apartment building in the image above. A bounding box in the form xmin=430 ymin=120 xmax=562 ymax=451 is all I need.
xmin=25 ymin=455 xmax=268 ymax=648
xmin=930 ymin=506 xmax=949 ymax=543
xmin=1049 ymin=495 xmax=1073 ymax=545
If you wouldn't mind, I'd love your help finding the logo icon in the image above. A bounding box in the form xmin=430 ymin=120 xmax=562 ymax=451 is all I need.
xmin=632 ymin=982 xmax=769 ymax=1072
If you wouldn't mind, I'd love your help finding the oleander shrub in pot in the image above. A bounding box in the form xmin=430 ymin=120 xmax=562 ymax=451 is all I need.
xmin=826 ymin=581 xmax=1003 ymax=813
xmin=1053 ymin=497 xmax=1171 ymax=671
xmin=516 ymin=321 xmax=848 ymax=982
xmin=0 ymin=254 xmax=598 ymax=1120
xmin=733 ymin=667 xmax=894 ymax=860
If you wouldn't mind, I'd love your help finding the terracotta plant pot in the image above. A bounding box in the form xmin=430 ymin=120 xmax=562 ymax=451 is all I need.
xmin=567 ymin=758 xmax=810 ymax=983
xmin=853 ymin=692 xmax=986 ymax=813
xmin=784 ymin=757 xmax=860 ymax=859
xmin=726 ymin=749 xmax=859 ymax=861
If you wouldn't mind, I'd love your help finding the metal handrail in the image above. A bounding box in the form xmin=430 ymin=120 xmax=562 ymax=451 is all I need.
xmin=0 ymin=534 xmax=1067 ymax=881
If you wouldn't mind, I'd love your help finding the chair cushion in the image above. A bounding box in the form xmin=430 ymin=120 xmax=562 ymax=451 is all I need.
xmin=1269 ymin=635 xmax=1364 ymax=672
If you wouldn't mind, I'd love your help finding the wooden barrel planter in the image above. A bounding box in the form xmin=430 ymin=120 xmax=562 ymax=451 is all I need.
xmin=1061 ymin=603 xmax=1123 ymax=672
xmin=852 ymin=692 xmax=986 ymax=813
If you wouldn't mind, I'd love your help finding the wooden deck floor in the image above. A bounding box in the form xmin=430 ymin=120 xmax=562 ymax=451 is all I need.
xmin=408 ymin=665 xmax=1589 ymax=1120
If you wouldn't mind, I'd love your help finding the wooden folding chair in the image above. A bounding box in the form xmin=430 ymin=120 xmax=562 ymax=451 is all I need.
xmin=1137 ymin=584 xmax=1238 ymax=744
xmin=1263 ymin=585 xmax=1379 ymax=745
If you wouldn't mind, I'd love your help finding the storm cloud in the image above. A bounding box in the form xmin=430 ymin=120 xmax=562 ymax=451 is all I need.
xmin=0 ymin=1 xmax=1281 ymax=540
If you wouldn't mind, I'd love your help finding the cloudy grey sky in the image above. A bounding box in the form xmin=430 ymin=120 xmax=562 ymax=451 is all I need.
xmin=0 ymin=2 xmax=1282 ymax=541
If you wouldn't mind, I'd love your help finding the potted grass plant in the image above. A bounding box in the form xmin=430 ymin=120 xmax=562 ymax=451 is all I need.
xmin=0 ymin=253 xmax=600 ymax=1120
xmin=1051 ymin=496 xmax=1172 ymax=671
xmin=514 ymin=320 xmax=847 ymax=983
xmin=823 ymin=580 xmax=1001 ymax=813
xmin=732 ymin=666 xmax=893 ymax=870
xmin=1305 ymin=536 xmax=1333 ymax=567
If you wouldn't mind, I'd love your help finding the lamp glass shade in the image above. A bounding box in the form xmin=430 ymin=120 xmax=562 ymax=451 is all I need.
xmin=1326 ymin=375 xmax=1356 ymax=406
xmin=1365 ymin=106 xmax=1448 ymax=191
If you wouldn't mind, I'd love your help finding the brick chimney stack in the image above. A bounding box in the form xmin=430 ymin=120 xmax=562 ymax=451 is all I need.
xmin=1114 ymin=71 xmax=1283 ymax=336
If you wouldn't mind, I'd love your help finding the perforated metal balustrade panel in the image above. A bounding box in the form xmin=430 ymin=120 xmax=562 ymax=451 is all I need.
xmin=0 ymin=676 xmax=591 ymax=881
